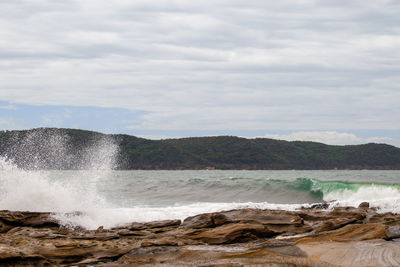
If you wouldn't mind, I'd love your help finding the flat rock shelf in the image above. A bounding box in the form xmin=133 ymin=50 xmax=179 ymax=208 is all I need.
xmin=1 ymin=203 xmax=400 ymax=266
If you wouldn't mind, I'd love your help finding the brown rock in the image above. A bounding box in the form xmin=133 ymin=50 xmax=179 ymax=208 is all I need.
xmin=183 ymin=209 xmax=303 ymax=230
xmin=368 ymin=213 xmax=400 ymax=225
xmin=358 ymin=201 xmax=370 ymax=209
xmin=188 ymin=223 xmax=274 ymax=244
xmin=219 ymin=209 xmax=303 ymax=225
xmin=183 ymin=213 xmax=214 ymax=228
xmin=117 ymin=229 xmax=150 ymax=236
xmin=296 ymin=223 xmax=388 ymax=244
xmin=0 ymin=210 xmax=59 ymax=228
xmin=0 ymin=244 xmax=49 ymax=266
xmin=144 ymin=219 xmax=181 ymax=229
xmin=141 ymin=238 xmax=179 ymax=247
xmin=126 ymin=222 xmax=147 ymax=231
xmin=0 ymin=208 xmax=398 ymax=266
xmin=386 ymin=225 xmax=400 ymax=240
xmin=298 ymin=240 xmax=400 ymax=267
xmin=0 ymin=221 xmax=13 ymax=233
xmin=298 ymin=207 xmax=367 ymax=233
xmin=126 ymin=219 xmax=181 ymax=231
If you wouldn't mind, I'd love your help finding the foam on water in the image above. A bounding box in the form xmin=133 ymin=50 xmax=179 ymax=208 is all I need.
xmin=0 ymin=158 xmax=100 ymax=212
xmin=52 ymin=202 xmax=307 ymax=230
xmin=2 ymin=154 xmax=400 ymax=229
xmin=53 ymin=183 xmax=400 ymax=229
xmin=0 ymin=156 xmax=309 ymax=229
xmin=1 ymin=157 xmax=400 ymax=229
xmin=325 ymin=185 xmax=400 ymax=213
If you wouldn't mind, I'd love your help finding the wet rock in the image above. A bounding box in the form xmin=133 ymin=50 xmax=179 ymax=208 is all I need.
xmin=308 ymin=202 xmax=330 ymax=209
xmin=358 ymin=201 xmax=370 ymax=209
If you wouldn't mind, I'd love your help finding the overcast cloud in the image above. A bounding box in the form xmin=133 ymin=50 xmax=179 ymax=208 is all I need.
xmin=0 ymin=0 xmax=399 ymax=145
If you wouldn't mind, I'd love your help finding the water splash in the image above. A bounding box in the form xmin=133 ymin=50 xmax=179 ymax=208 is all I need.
xmin=4 ymin=129 xmax=73 ymax=169
xmin=2 ymin=128 xmax=119 ymax=170
xmin=325 ymin=185 xmax=400 ymax=213
xmin=0 ymin=130 xmax=119 ymax=229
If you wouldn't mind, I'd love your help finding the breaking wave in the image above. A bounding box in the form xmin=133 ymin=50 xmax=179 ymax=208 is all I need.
xmin=0 ymin=130 xmax=120 ymax=229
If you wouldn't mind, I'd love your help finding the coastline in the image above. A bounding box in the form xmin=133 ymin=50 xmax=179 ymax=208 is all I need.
xmin=2 ymin=128 xmax=399 ymax=171
xmin=1 ymin=203 xmax=399 ymax=266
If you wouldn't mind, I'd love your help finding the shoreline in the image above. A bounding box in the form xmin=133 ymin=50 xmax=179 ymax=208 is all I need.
xmin=1 ymin=203 xmax=400 ymax=266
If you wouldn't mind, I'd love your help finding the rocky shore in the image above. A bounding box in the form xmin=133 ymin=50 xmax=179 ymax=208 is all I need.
xmin=1 ymin=203 xmax=400 ymax=266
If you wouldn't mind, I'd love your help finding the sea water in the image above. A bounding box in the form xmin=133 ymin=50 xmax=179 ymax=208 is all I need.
xmin=0 ymin=159 xmax=399 ymax=229
xmin=0 ymin=131 xmax=399 ymax=229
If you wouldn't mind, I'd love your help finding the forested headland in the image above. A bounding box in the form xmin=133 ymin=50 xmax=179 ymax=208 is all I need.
xmin=0 ymin=128 xmax=399 ymax=170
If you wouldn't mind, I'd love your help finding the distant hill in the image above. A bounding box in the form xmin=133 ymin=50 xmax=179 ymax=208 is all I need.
xmin=0 ymin=128 xmax=399 ymax=170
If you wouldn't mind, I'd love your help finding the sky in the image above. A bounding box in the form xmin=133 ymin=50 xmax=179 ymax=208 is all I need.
xmin=0 ymin=0 xmax=399 ymax=146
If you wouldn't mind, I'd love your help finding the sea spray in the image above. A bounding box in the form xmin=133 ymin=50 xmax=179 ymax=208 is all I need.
xmin=0 ymin=157 xmax=105 ymax=213
xmin=52 ymin=135 xmax=121 ymax=228
xmin=1 ymin=128 xmax=120 ymax=170
xmin=0 ymin=130 xmax=120 ymax=229
xmin=325 ymin=185 xmax=400 ymax=213
xmin=4 ymin=129 xmax=73 ymax=169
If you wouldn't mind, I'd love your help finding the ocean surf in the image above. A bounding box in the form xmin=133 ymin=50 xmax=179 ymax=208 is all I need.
xmin=1 ymin=157 xmax=399 ymax=229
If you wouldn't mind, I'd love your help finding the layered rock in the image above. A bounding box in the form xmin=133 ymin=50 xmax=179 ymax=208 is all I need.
xmin=0 ymin=204 xmax=399 ymax=266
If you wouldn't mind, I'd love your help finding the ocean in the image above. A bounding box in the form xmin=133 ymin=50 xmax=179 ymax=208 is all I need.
xmin=1 ymin=156 xmax=399 ymax=229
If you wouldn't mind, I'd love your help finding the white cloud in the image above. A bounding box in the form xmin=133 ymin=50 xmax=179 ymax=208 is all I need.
xmin=0 ymin=117 xmax=24 ymax=130
xmin=0 ymin=104 xmax=17 ymax=110
xmin=262 ymin=131 xmax=393 ymax=145
xmin=0 ymin=0 xmax=398 ymax=132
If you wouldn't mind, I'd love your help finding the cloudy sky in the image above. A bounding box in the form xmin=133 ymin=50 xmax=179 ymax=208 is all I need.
xmin=0 ymin=0 xmax=399 ymax=146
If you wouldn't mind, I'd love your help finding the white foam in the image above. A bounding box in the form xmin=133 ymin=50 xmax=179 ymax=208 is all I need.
xmin=3 ymin=161 xmax=400 ymax=229
xmin=0 ymin=133 xmax=120 ymax=229
xmin=324 ymin=185 xmax=400 ymax=213
xmin=52 ymin=202 xmax=307 ymax=229
xmin=2 ymin=158 xmax=400 ymax=229
xmin=0 ymin=157 xmax=110 ymax=217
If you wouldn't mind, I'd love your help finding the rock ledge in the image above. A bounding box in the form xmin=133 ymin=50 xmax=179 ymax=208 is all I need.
xmin=0 ymin=205 xmax=399 ymax=266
